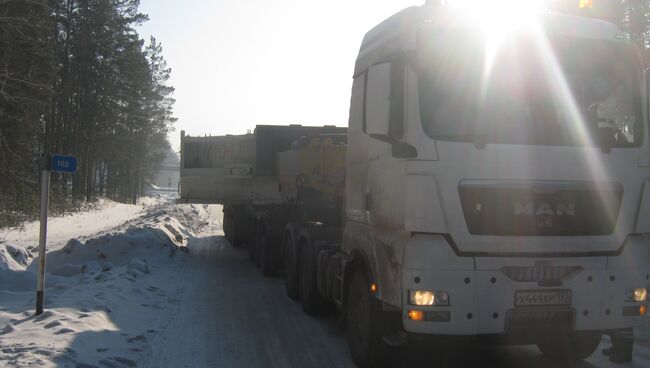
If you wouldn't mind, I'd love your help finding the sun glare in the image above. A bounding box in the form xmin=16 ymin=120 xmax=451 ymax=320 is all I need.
xmin=442 ymin=0 xmax=544 ymax=26
xmin=442 ymin=0 xmax=547 ymax=116
xmin=441 ymin=0 xmax=616 ymax=225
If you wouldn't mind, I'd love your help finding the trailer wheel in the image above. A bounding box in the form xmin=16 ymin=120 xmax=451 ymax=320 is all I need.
xmin=283 ymin=234 xmax=299 ymax=300
xmin=229 ymin=219 xmax=240 ymax=248
xmin=346 ymin=269 xmax=388 ymax=368
xmin=231 ymin=212 xmax=248 ymax=248
xmin=254 ymin=227 xmax=263 ymax=268
xmin=229 ymin=217 xmax=238 ymax=247
xmin=227 ymin=209 xmax=247 ymax=248
xmin=537 ymin=332 xmax=601 ymax=362
xmin=298 ymin=242 xmax=327 ymax=315
xmin=228 ymin=215 xmax=239 ymax=247
xmin=259 ymin=233 xmax=276 ymax=276
xmin=223 ymin=211 xmax=231 ymax=243
xmin=248 ymin=222 xmax=256 ymax=262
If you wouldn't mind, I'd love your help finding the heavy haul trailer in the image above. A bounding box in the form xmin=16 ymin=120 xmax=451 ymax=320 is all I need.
xmin=182 ymin=3 xmax=650 ymax=368
xmin=179 ymin=125 xmax=346 ymax=247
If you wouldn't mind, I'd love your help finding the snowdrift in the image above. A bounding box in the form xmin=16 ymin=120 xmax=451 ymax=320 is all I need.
xmin=0 ymin=201 xmax=220 ymax=368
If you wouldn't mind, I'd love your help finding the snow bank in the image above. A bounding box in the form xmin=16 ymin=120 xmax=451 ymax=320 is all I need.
xmin=0 ymin=202 xmax=221 ymax=368
xmin=0 ymin=242 xmax=33 ymax=271
xmin=2 ymin=202 xmax=213 ymax=291
xmin=0 ymin=194 xmax=171 ymax=252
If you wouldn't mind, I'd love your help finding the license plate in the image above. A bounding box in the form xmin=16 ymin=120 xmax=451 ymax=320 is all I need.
xmin=515 ymin=290 xmax=571 ymax=307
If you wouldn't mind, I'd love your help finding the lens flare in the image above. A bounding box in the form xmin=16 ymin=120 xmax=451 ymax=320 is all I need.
xmin=442 ymin=0 xmax=621 ymax=246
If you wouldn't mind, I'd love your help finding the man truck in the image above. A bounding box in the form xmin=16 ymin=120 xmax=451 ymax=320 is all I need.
xmin=180 ymin=2 xmax=650 ymax=367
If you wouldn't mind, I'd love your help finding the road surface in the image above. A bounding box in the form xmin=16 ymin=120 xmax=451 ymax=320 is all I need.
xmin=144 ymin=234 xmax=354 ymax=368
xmin=145 ymin=231 xmax=650 ymax=368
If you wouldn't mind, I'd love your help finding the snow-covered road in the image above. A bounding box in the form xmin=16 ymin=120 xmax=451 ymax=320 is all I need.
xmin=145 ymin=227 xmax=354 ymax=368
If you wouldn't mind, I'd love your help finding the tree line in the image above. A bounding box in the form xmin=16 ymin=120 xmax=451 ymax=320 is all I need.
xmin=0 ymin=0 xmax=175 ymax=227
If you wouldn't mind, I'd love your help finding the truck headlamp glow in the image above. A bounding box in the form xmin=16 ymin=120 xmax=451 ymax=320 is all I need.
xmin=408 ymin=290 xmax=450 ymax=306
xmin=625 ymin=288 xmax=648 ymax=302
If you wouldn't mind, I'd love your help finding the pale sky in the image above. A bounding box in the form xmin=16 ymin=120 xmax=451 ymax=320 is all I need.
xmin=137 ymin=0 xmax=420 ymax=151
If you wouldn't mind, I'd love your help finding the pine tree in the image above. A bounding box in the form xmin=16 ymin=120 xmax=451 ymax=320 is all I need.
xmin=1 ymin=0 xmax=176 ymax=226
xmin=0 ymin=0 xmax=55 ymax=226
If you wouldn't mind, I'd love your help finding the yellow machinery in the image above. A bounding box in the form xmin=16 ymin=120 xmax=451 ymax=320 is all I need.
xmin=277 ymin=134 xmax=347 ymax=203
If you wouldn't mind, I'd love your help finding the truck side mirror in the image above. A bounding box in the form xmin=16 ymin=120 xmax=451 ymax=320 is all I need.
xmin=365 ymin=63 xmax=391 ymax=137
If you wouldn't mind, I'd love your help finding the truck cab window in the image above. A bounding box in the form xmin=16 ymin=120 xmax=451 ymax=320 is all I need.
xmin=416 ymin=30 xmax=642 ymax=147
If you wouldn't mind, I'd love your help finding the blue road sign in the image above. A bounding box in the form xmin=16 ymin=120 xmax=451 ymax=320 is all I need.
xmin=50 ymin=155 xmax=78 ymax=174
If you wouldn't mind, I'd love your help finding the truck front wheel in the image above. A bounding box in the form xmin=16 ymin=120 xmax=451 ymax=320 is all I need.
xmin=537 ymin=331 xmax=601 ymax=361
xmin=346 ymin=270 xmax=388 ymax=368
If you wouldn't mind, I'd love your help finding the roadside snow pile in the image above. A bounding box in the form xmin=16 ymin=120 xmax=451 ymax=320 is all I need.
xmin=0 ymin=194 xmax=171 ymax=252
xmin=0 ymin=242 xmax=33 ymax=271
xmin=42 ymin=220 xmax=187 ymax=278
xmin=0 ymin=242 xmax=38 ymax=293
xmin=0 ymin=203 xmax=219 ymax=368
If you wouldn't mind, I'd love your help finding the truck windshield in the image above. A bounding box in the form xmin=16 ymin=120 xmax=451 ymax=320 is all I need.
xmin=417 ymin=30 xmax=642 ymax=147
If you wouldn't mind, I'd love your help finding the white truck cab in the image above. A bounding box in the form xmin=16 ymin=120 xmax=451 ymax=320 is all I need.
xmin=341 ymin=3 xmax=650 ymax=365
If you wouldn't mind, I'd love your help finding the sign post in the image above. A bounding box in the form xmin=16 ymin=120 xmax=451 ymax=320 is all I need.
xmin=36 ymin=154 xmax=77 ymax=315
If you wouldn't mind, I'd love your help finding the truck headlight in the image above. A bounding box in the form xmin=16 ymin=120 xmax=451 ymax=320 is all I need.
xmin=625 ymin=288 xmax=648 ymax=302
xmin=408 ymin=290 xmax=450 ymax=306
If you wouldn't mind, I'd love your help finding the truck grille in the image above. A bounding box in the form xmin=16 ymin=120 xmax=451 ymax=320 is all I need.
xmin=459 ymin=180 xmax=623 ymax=236
xmin=500 ymin=264 xmax=582 ymax=283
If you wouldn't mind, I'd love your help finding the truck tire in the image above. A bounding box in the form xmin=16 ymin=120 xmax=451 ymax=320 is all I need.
xmin=254 ymin=227 xmax=263 ymax=268
xmin=298 ymin=242 xmax=327 ymax=315
xmin=537 ymin=332 xmax=601 ymax=361
xmin=229 ymin=218 xmax=238 ymax=247
xmin=223 ymin=211 xmax=231 ymax=243
xmin=346 ymin=269 xmax=388 ymax=368
xmin=284 ymin=233 xmax=299 ymax=300
xmin=231 ymin=213 xmax=248 ymax=248
xmin=259 ymin=233 xmax=277 ymax=276
xmin=248 ymin=222 xmax=256 ymax=262
xmin=229 ymin=219 xmax=234 ymax=243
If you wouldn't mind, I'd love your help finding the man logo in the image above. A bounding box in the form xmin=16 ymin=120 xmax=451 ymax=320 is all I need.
xmin=514 ymin=202 xmax=575 ymax=216
xmin=537 ymin=216 xmax=553 ymax=228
